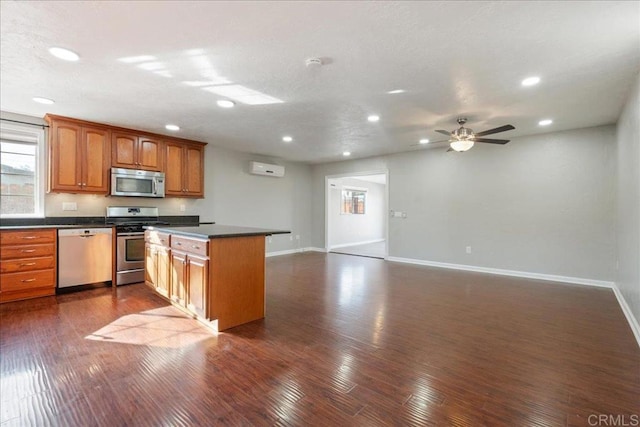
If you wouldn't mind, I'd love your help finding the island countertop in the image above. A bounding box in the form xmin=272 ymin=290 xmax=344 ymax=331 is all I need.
xmin=144 ymin=224 xmax=290 ymax=239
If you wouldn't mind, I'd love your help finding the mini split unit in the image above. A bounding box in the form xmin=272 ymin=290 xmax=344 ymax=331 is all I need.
xmin=249 ymin=161 xmax=285 ymax=177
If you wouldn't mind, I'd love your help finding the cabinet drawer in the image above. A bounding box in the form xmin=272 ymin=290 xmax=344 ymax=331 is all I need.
xmin=171 ymin=236 xmax=208 ymax=257
xmin=1 ymin=244 xmax=55 ymax=260
xmin=145 ymin=231 xmax=170 ymax=247
xmin=1 ymin=270 xmax=55 ymax=292
xmin=1 ymin=256 xmax=55 ymax=274
xmin=1 ymin=230 xmax=56 ymax=246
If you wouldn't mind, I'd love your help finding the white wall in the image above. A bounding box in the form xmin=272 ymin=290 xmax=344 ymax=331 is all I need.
xmin=328 ymin=177 xmax=385 ymax=248
xmin=0 ymin=111 xmax=313 ymax=254
xmin=312 ymin=125 xmax=617 ymax=282
xmin=616 ymin=72 xmax=640 ymax=326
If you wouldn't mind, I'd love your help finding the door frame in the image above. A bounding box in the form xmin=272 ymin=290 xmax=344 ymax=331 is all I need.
xmin=324 ymin=169 xmax=389 ymax=258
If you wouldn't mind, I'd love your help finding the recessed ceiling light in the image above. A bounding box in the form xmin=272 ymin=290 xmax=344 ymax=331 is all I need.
xmin=387 ymin=89 xmax=405 ymax=94
xmin=49 ymin=47 xmax=80 ymax=61
xmin=522 ymin=76 xmax=541 ymax=87
xmin=216 ymin=99 xmax=235 ymax=108
xmin=367 ymin=115 xmax=380 ymax=122
xmin=32 ymin=97 xmax=55 ymax=105
xmin=343 ymin=151 xmax=351 ymax=157
xmin=165 ymin=124 xmax=180 ymax=131
xmin=419 ymin=139 xmax=429 ymax=144
xmin=282 ymin=136 xmax=293 ymax=142
xmin=538 ymin=119 xmax=553 ymax=126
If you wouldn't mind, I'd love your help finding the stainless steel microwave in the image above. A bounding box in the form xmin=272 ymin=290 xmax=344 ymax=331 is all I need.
xmin=110 ymin=168 xmax=165 ymax=198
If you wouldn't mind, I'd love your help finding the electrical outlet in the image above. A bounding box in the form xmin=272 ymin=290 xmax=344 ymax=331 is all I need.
xmin=179 ymin=204 xmax=186 ymax=212
xmin=466 ymin=246 xmax=472 ymax=254
xmin=393 ymin=211 xmax=403 ymax=218
xmin=62 ymin=202 xmax=77 ymax=211
xmin=401 ymin=212 xmax=407 ymax=218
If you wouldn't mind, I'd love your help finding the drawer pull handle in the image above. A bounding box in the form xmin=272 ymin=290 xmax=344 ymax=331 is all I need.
xmin=21 ymin=278 xmax=36 ymax=283
xmin=192 ymin=245 xmax=200 ymax=250
xmin=21 ymin=249 xmax=36 ymax=253
xmin=175 ymin=242 xmax=182 ymax=246
xmin=21 ymin=236 xmax=38 ymax=240
xmin=20 ymin=262 xmax=36 ymax=266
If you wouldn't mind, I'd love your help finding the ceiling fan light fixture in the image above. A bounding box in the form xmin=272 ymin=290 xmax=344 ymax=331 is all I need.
xmin=450 ymin=139 xmax=474 ymax=152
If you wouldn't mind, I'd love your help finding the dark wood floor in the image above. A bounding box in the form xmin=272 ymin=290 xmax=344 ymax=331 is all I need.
xmin=1 ymin=253 xmax=638 ymax=426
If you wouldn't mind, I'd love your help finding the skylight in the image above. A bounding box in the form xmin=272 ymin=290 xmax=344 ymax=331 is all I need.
xmin=203 ymin=85 xmax=283 ymax=105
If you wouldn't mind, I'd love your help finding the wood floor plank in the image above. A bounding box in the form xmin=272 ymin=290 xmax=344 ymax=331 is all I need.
xmin=0 ymin=252 xmax=638 ymax=425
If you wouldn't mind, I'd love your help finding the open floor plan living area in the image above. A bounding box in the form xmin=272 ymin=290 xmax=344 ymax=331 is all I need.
xmin=1 ymin=1 xmax=639 ymax=426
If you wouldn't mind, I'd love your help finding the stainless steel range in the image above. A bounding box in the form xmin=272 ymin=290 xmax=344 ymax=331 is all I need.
xmin=106 ymin=206 xmax=168 ymax=286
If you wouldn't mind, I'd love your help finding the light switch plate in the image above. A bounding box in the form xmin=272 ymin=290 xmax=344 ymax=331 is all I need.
xmin=62 ymin=202 xmax=77 ymax=211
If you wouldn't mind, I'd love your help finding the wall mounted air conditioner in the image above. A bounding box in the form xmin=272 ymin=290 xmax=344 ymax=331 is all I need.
xmin=250 ymin=161 xmax=285 ymax=177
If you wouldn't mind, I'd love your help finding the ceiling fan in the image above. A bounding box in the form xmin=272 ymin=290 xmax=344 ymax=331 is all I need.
xmin=433 ymin=118 xmax=515 ymax=152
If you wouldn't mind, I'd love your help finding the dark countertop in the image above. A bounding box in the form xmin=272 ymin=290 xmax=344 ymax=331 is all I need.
xmin=0 ymin=224 xmax=115 ymax=230
xmin=145 ymin=224 xmax=290 ymax=239
xmin=0 ymin=215 xmax=205 ymax=231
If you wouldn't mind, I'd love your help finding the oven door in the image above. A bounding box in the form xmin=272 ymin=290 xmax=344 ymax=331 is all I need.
xmin=116 ymin=232 xmax=145 ymax=272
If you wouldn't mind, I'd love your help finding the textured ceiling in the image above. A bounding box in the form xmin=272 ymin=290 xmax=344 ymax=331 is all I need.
xmin=1 ymin=1 xmax=638 ymax=163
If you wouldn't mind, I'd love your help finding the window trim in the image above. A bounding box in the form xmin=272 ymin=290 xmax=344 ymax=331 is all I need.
xmin=0 ymin=121 xmax=46 ymax=218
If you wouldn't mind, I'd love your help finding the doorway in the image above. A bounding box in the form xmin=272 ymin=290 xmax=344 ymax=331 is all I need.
xmin=325 ymin=171 xmax=388 ymax=259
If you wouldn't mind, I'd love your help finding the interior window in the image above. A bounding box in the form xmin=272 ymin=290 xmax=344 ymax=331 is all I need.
xmin=341 ymin=189 xmax=366 ymax=215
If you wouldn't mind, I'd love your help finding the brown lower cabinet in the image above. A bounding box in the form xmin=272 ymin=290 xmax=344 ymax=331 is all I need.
xmin=144 ymin=230 xmax=266 ymax=331
xmin=145 ymin=231 xmax=210 ymax=319
xmin=0 ymin=229 xmax=57 ymax=303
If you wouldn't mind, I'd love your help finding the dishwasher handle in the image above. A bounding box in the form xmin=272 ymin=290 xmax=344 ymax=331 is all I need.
xmin=58 ymin=228 xmax=113 ymax=238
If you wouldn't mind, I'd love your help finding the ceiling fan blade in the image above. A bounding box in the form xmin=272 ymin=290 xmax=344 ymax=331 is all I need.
xmin=473 ymin=138 xmax=510 ymax=144
xmin=474 ymin=124 xmax=515 ymax=137
xmin=435 ymin=129 xmax=452 ymax=136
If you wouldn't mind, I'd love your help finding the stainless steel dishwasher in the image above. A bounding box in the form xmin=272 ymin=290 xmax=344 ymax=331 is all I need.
xmin=58 ymin=228 xmax=113 ymax=288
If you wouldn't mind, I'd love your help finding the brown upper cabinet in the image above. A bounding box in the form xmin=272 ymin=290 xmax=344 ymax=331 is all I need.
xmin=112 ymin=132 xmax=163 ymax=172
xmin=165 ymin=142 xmax=205 ymax=198
xmin=44 ymin=115 xmax=207 ymax=197
xmin=46 ymin=116 xmax=110 ymax=194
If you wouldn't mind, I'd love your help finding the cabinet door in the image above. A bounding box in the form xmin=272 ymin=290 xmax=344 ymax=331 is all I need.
xmin=49 ymin=121 xmax=82 ymax=192
xmin=138 ymin=137 xmax=163 ymax=171
xmin=144 ymin=244 xmax=157 ymax=289
xmin=170 ymin=251 xmax=187 ymax=307
xmin=164 ymin=142 xmax=185 ymax=196
xmin=81 ymin=127 xmax=110 ymax=193
xmin=156 ymin=246 xmax=171 ymax=298
xmin=187 ymin=254 xmax=208 ymax=318
xmin=184 ymin=145 xmax=204 ymax=197
xmin=111 ymin=132 xmax=138 ymax=169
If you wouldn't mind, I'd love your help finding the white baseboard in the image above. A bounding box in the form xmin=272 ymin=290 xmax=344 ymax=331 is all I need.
xmin=266 ymin=247 xmax=325 ymax=257
xmin=612 ymin=283 xmax=640 ymax=348
xmin=329 ymin=239 xmax=385 ymax=250
xmin=266 ymin=248 xmax=303 ymax=257
xmin=306 ymin=247 xmax=327 ymax=253
xmin=386 ymin=256 xmax=614 ymax=288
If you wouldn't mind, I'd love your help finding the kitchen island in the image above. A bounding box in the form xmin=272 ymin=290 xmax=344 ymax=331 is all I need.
xmin=144 ymin=225 xmax=289 ymax=331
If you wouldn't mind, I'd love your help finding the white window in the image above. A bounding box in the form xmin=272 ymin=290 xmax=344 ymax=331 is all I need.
xmin=0 ymin=121 xmax=46 ymax=218
xmin=341 ymin=188 xmax=366 ymax=215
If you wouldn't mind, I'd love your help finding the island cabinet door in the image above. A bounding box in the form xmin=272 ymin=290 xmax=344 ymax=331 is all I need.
xmin=187 ymin=254 xmax=208 ymax=318
xmin=170 ymin=251 xmax=187 ymax=307
xmin=156 ymin=246 xmax=171 ymax=298
xmin=144 ymin=244 xmax=157 ymax=289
